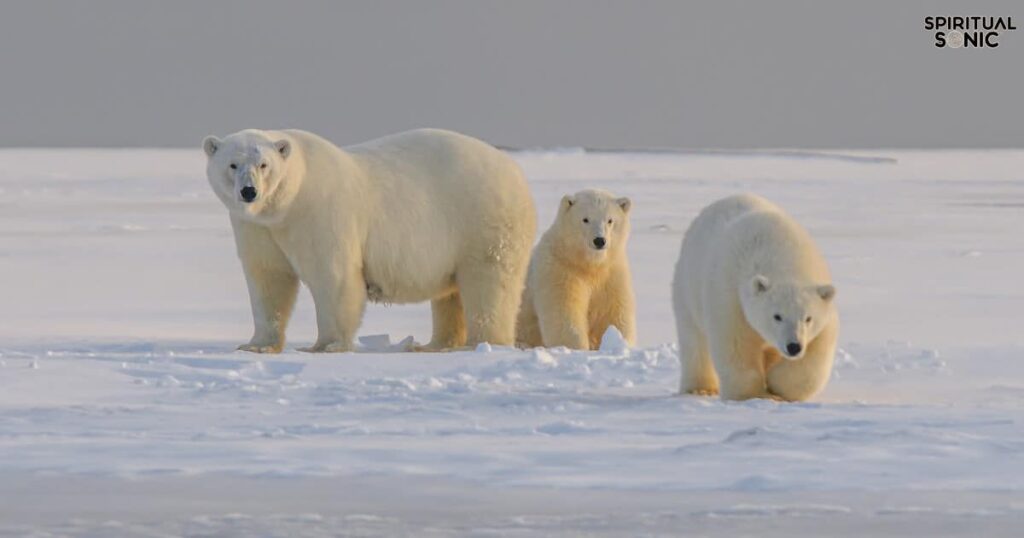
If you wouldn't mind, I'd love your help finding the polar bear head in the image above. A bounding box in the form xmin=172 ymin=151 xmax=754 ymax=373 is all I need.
xmin=740 ymin=275 xmax=836 ymax=360
xmin=202 ymin=130 xmax=299 ymax=222
xmin=555 ymin=189 xmax=632 ymax=262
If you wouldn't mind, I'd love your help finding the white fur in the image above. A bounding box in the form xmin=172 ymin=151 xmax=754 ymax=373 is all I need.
xmin=203 ymin=128 xmax=536 ymax=353
xmin=671 ymin=194 xmax=838 ymax=401
xmin=517 ymin=189 xmax=636 ymax=350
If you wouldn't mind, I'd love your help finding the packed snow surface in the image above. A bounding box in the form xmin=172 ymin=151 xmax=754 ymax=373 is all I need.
xmin=2 ymin=148 xmax=1024 ymax=535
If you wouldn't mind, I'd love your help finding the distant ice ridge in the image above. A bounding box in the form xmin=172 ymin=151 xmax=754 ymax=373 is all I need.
xmin=506 ymin=146 xmax=897 ymax=164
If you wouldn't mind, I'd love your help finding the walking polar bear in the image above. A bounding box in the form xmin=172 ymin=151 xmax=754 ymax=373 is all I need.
xmin=203 ymin=128 xmax=536 ymax=353
xmin=672 ymin=194 xmax=838 ymax=401
xmin=516 ymin=189 xmax=636 ymax=350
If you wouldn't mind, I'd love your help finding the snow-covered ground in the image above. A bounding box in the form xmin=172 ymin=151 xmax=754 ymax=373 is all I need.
xmin=2 ymin=148 xmax=1023 ymax=536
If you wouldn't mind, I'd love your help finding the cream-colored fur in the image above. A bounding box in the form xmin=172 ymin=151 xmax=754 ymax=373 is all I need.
xmin=203 ymin=128 xmax=536 ymax=353
xmin=671 ymin=194 xmax=838 ymax=401
xmin=516 ymin=189 xmax=635 ymax=350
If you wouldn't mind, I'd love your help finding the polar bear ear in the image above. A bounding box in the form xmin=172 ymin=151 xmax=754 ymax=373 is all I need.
xmin=274 ymin=139 xmax=291 ymax=159
xmin=817 ymin=284 xmax=836 ymax=302
xmin=751 ymin=275 xmax=771 ymax=294
xmin=561 ymin=194 xmax=576 ymax=212
xmin=202 ymin=136 xmax=221 ymax=157
xmin=616 ymin=197 xmax=632 ymax=213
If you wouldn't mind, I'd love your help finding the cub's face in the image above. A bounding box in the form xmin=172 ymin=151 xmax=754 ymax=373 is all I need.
xmin=557 ymin=189 xmax=632 ymax=262
xmin=739 ymin=275 xmax=836 ymax=360
xmin=202 ymin=131 xmax=293 ymax=222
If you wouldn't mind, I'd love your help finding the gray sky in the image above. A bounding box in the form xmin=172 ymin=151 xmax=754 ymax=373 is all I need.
xmin=0 ymin=0 xmax=1021 ymax=148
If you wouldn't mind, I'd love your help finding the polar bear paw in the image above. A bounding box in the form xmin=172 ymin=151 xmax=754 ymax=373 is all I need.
xmin=237 ymin=343 xmax=283 ymax=354
xmin=413 ymin=342 xmax=471 ymax=352
xmin=299 ymin=341 xmax=354 ymax=353
xmin=413 ymin=343 xmax=446 ymax=352
xmin=685 ymin=388 xmax=720 ymax=397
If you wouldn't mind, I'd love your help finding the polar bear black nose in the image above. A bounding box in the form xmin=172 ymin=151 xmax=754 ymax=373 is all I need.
xmin=593 ymin=237 xmax=606 ymax=249
xmin=786 ymin=342 xmax=802 ymax=356
xmin=240 ymin=186 xmax=257 ymax=202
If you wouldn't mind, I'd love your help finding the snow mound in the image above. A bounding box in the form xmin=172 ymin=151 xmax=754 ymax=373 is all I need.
xmin=598 ymin=325 xmax=630 ymax=355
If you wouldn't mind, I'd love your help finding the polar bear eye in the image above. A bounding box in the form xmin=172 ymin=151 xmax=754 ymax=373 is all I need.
xmin=773 ymin=314 xmax=782 ymax=322
xmin=259 ymin=163 xmax=268 ymax=170
xmin=805 ymin=316 xmax=812 ymax=323
xmin=229 ymin=163 xmax=238 ymax=170
xmin=607 ymin=219 xmax=613 ymax=224
xmin=582 ymin=218 xmax=589 ymax=223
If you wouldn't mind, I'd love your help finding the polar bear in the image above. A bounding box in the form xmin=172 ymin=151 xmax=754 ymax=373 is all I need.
xmin=671 ymin=194 xmax=838 ymax=401
xmin=516 ymin=189 xmax=635 ymax=350
xmin=202 ymin=128 xmax=536 ymax=353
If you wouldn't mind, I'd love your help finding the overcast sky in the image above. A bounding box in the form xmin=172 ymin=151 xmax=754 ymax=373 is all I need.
xmin=0 ymin=0 xmax=1020 ymax=148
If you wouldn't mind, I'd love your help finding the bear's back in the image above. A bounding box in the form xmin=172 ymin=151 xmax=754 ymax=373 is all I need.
xmin=677 ymin=194 xmax=777 ymax=280
xmin=723 ymin=200 xmax=828 ymax=284
xmin=674 ymin=193 xmax=828 ymax=319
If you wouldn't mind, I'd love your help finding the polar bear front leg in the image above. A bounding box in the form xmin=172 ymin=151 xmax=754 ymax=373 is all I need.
xmin=595 ymin=266 xmax=636 ymax=348
xmin=239 ymin=265 xmax=299 ymax=353
xmin=708 ymin=319 xmax=774 ymax=401
xmin=708 ymin=334 xmax=770 ymax=399
xmin=233 ymin=220 xmax=299 ymax=354
xmin=676 ymin=309 xmax=718 ymax=396
xmin=534 ymin=277 xmax=591 ymax=349
xmin=767 ymin=319 xmax=838 ymax=401
xmin=302 ymin=270 xmax=367 ymax=353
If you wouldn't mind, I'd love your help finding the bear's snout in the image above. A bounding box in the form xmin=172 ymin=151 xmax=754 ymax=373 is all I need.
xmin=240 ymin=186 xmax=258 ymax=203
xmin=592 ymin=237 xmax=606 ymax=249
xmin=785 ymin=342 xmax=802 ymax=357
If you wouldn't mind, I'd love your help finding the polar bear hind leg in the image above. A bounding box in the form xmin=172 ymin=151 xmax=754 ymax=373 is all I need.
xmin=420 ymin=291 xmax=467 ymax=351
xmin=457 ymin=262 xmax=522 ymax=347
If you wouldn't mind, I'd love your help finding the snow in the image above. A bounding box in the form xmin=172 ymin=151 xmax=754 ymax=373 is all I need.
xmin=2 ymin=148 xmax=1024 ymax=535
xmin=598 ymin=325 xmax=629 ymax=355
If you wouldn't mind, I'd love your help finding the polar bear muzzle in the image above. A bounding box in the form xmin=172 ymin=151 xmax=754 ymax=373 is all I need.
xmin=240 ymin=186 xmax=257 ymax=203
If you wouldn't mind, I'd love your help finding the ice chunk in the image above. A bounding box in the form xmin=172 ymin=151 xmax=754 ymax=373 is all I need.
xmin=358 ymin=334 xmax=392 ymax=351
xmin=357 ymin=334 xmax=417 ymax=352
xmin=532 ymin=348 xmax=557 ymax=366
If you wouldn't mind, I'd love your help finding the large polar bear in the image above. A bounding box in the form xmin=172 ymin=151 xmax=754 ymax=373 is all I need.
xmin=671 ymin=194 xmax=838 ymax=401
xmin=516 ymin=189 xmax=635 ymax=349
xmin=202 ymin=128 xmax=537 ymax=353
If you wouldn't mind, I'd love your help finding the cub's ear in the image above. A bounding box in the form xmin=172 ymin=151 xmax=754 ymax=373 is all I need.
xmin=561 ymin=194 xmax=575 ymax=212
xmin=751 ymin=275 xmax=771 ymax=294
xmin=202 ymin=136 xmax=221 ymax=157
xmin=616 ymin=197 xmax=631 ymax=213
xmin=817 ymin=284 xmax=836 ymax=302
xmin=274 ymin=139 xmax=291 ymax=159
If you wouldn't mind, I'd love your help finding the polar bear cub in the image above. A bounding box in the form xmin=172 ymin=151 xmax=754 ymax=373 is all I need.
xmin=672 ymin=194 xmax=838 ymax=401
xmin=203 ymin=128 xmax=536 ymax=353
xmin=516 ymin=189 xmax=636 ymax=350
